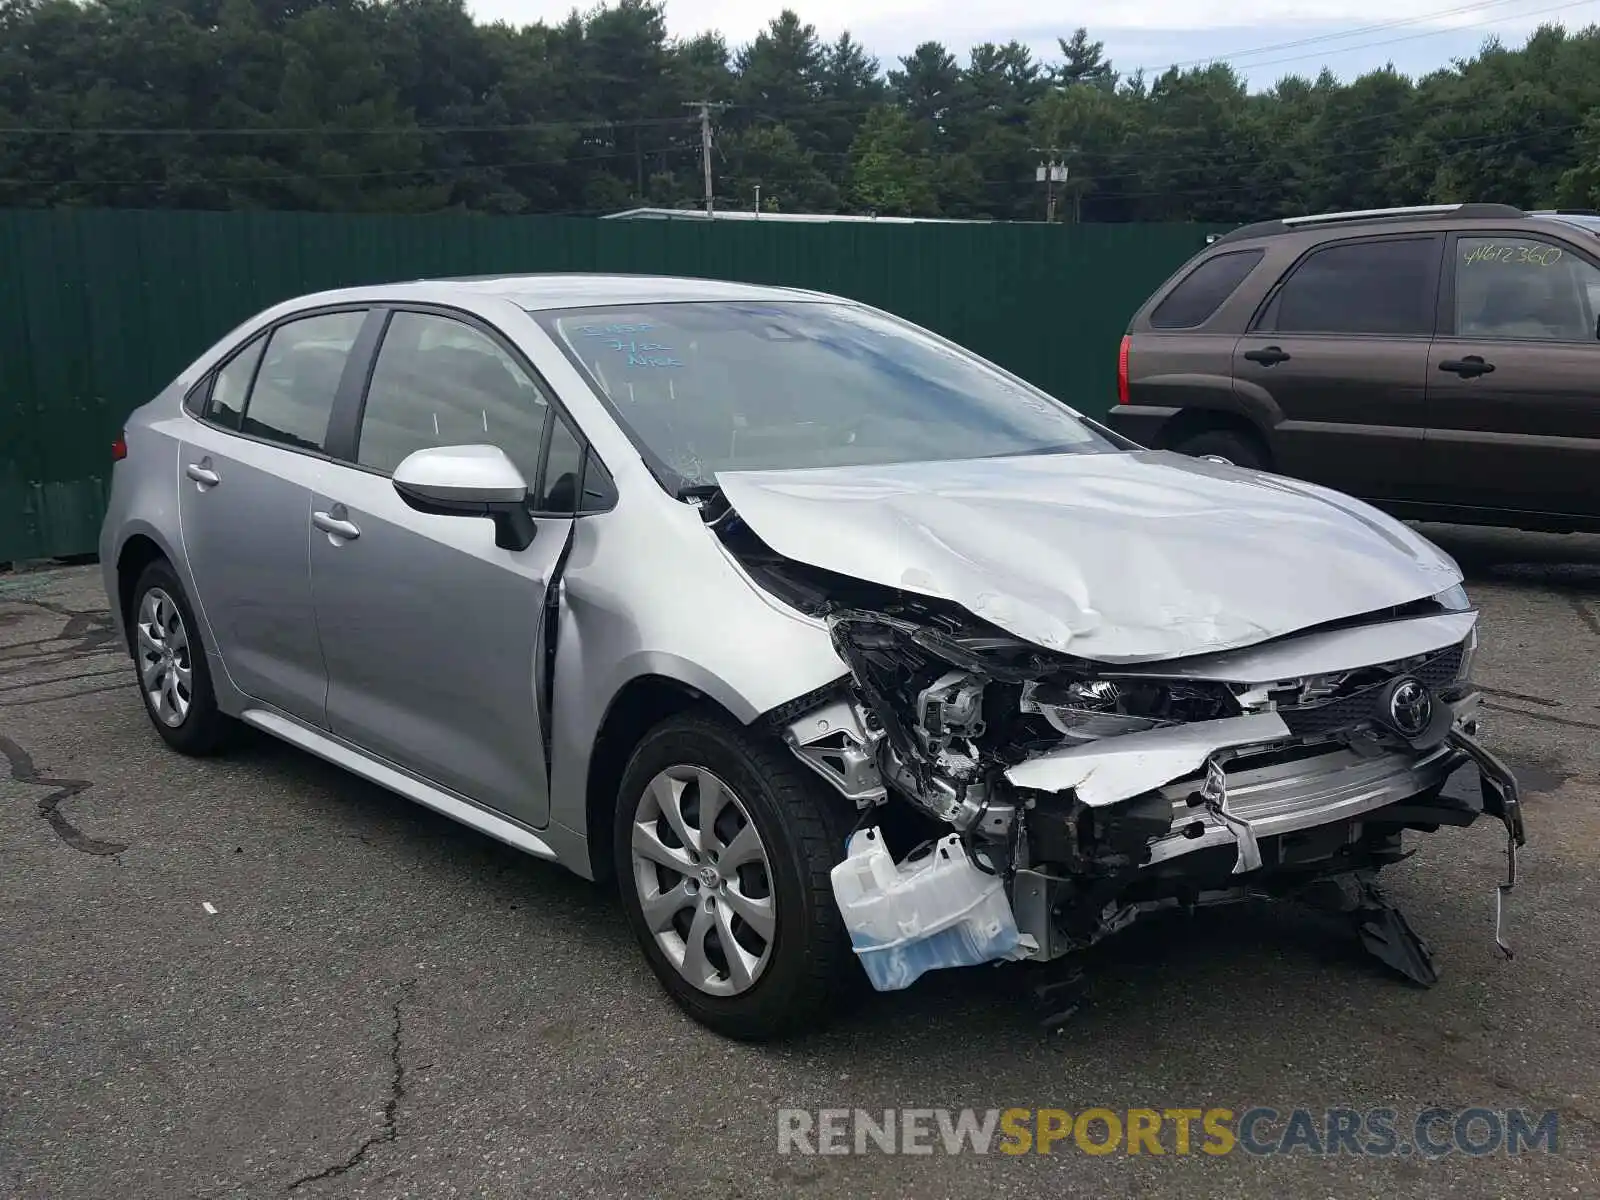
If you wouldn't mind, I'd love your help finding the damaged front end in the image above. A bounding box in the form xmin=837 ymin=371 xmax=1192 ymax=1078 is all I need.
xmin=716 ymin=497 xmax=1527 ymax=997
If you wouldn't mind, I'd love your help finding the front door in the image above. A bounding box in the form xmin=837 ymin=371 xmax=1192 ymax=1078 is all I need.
xmin=309 ymin=309 xmax=578 ymax=827
xmin=178 ymin=308 xmax=369 ymax=725
xmin=1424 ymin=230 xmax=1600 ymax=519
xmin=1234 ymin=233 xmax=1443 ymax=503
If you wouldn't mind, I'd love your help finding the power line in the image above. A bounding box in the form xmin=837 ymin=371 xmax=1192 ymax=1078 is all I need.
xmin=0 ymin=115 xmax=699 ymax=138
xmin=1221 ymin=0 xmax=1597 ymax=73
xmin=1134 ymin=0 xmax=1549 ymax=75
xmin=0 ymin=145 xmax=699 ymax=190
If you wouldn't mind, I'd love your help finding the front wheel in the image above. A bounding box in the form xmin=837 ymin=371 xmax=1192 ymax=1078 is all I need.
xmin=613 ymin=710 xmax=859 ymax=1041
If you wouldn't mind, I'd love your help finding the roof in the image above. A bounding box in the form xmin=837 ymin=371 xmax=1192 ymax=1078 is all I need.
xmin=288 ymin=273 xmax=840 ymax=313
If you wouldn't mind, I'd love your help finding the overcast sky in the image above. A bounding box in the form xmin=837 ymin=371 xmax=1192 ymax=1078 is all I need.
xmin=465 ymin=0 xmax=1598 ymax=88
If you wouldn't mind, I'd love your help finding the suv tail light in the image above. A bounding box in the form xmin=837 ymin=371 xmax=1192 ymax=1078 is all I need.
xmin=112 ymin=431 xmax=127 ymax=461
xmin=1117 ymin=335 xmax=1131 ymax=404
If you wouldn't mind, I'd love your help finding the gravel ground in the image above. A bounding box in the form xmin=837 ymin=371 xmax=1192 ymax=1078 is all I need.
xmin=2 ymin=523 xmax=1597 ymax=1199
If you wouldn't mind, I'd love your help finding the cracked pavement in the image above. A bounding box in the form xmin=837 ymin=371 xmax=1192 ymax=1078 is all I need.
xmin=1 ymin=524 xmax=1598 ymax=1199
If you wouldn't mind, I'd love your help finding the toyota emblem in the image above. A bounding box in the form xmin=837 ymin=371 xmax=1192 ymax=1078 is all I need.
xmin=1386 ymin=677 xmax=1433 ymax=737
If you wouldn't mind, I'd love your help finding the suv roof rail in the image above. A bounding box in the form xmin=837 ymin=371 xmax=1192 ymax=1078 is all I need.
xmin=1207 ymin=202 xmax=1528 ymax=247
xmin=1279 ymin=202 xmax=1525 ymax=226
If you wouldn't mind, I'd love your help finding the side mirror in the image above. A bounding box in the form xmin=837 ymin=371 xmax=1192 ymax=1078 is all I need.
xmin=392 ymin=444 xmax=537 ymax=551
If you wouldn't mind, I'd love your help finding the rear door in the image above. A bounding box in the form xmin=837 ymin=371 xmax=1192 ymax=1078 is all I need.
xmin=1424 ymin=229 xmax=1600 ymax=519
xmin=308 ymin=307 xmax=597 ymax=828
xmin=1234 ymin=234 xmax=1442 ymax=502
xmin=178 ymin=307 xmax=372 ymax=725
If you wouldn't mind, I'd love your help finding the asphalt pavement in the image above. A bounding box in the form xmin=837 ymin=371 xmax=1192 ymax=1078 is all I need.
xmin=2 ymin=524 xmax=1597 ymax=1198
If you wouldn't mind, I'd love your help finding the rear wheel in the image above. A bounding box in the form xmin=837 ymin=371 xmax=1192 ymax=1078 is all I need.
xmin=613 ymin=710 xmax=859 ymax=1041
xmin=129 ymin=560 xmax=236 ymax=756
xmin=1170 ymin=428 xmax=1266 ymax=470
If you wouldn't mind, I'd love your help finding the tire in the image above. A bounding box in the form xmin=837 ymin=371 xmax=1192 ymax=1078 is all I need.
xmin=128 ymin=559 xmax=236 ymax=756
xmin=1170 ymin=428 xmax=1267 ymax=470
xmin=613 ymin=709 xmax=860 ymax=1041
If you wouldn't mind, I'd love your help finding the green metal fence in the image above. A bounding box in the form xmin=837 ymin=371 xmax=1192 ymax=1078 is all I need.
xmin=0 ymin=209 xmax=1221 ymax=563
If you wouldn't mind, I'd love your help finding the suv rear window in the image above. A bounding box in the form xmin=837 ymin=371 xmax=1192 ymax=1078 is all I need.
xmin=1149 ymin=249 xmax=1264 ymax=329
xmin=1265 ymin=237 xmax=1438 ymax=336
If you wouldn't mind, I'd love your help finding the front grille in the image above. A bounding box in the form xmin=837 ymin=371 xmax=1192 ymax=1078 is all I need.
xmin=1275 ymin=642 xmax=1465 ymax=738
xmin=1413 ymin=643 xmax=1465 ymax=688
xmin=1279 ymin=686 xmax=1384 ymax=737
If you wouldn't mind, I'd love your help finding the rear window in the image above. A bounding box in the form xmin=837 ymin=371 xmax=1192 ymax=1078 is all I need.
xmin=1149 ymin=249 xmax=1264 ymax=329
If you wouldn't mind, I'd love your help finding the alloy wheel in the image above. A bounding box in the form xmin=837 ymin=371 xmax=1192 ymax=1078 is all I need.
xmin=630 ymin=765 xmax=776 ymax=997
xmin=136 ymin=587 xmax=192 ymax=727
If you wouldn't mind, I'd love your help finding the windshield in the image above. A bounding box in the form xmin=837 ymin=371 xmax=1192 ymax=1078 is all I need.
xmin=532 ymin=301 xmax=1115 ymax=491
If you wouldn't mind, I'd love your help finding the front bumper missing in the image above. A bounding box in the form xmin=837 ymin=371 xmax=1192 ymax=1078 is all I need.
xmin=1009 ymin=712 xmax=1528 ymax=969
xmin=1149 ymin=741 xmax=1461 ymax=871
xmin=1171 ymin=727 xmax=1526 ymax=958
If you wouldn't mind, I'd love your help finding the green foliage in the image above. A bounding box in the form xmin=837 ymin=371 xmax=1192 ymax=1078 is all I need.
xmin=847 ymin=105 xmax=935 ymax=215
xmin=2 ymin=2 xmax=1598 ymax=220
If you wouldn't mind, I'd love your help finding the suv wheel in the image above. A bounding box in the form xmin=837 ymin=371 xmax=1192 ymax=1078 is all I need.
xmin=1171 ymin=429 xmax=1266 ymax=470
xmin=129 ymin=560 xmax=236 ymax=756
xmin=614 ymin=710 xmax=858 ymax=1041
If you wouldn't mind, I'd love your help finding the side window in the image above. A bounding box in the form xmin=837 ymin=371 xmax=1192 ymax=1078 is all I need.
xmin=580 ymin=453 xmax=617 ymax=512
xmin=539 ymin=416 xmax=586 ymax=513
xmin=1454 ymin=236 xmax=1600 ymax=342
xmin=183 ymin=379 xmax=208 ymax=417
xmin=241 ymin=311 xmax=366 ymax=451
xmin=357 ymin=311 xmax=549 ymax=483
xmin=1267 ymin=238 xmax=1438 ymax=336
xmin=206 ymin=334 xmax=267 ymax=431
xmin=1150 ymin=249 xmax=1264 ymax=329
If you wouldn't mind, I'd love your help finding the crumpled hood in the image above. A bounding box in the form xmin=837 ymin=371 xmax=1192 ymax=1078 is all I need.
xmin=714 ymin=449 xmax=1463 ymax=663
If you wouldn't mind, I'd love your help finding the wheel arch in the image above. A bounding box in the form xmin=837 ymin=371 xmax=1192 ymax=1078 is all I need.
xmin=1157 ymin=407 xmax=1275 ymax=467
xmin=583 ymin=673 xmax=745 ymax=886
xmin=114 ymin=527 xmax=182 ymax=651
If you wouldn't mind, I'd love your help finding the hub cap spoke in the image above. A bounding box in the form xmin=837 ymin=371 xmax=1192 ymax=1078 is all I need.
xmin=630 ymin=764 xmax=776 ymax=997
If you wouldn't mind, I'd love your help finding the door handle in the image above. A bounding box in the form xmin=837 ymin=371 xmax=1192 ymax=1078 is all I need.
xmin=185 ymin=461 xmax=220 ymax=488
xmin=1438 ymin=356 xmax=1495 ymax=378
xmin=1243 ymin=345 xmax=1291 ymax=366
xmin=312 ymin=510 xmax=361 ymax=541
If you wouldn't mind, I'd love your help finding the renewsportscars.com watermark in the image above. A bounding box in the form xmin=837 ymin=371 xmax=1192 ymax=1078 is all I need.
xmin=777 ymin=1107 xmax=1560 ymax=1158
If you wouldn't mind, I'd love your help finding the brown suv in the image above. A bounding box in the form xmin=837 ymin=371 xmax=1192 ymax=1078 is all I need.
xmin=1106 ymin=203 xmax=1600 ymax=533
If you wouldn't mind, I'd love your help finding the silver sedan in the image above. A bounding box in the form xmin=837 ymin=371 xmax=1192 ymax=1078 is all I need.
xmin=98 ymin=274 xmax=1525 ymax=1040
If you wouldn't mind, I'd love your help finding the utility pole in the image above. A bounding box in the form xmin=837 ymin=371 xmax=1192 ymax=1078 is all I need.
xmin=684 ymin=100 xmax=729 ymax=215
xmin=1031 ymin=146 xmax=1068 ymax=223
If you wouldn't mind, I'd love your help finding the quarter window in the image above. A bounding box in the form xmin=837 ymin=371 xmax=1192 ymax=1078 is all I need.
xmin=206 ymin=335 xmax=266 ymax=431
xmin=240 ymin=311 xmax=366 ymax=452
xmin=1150 ymin=249 xmax=1264 ymax=329
xmin=540 ymin=416 xmax=586 ymax=513
xmin=1454 ymin=236 xmax=1600 ymax=342
xmin=357 ymin=312 xmax=549 ymax=484
xmin=1267 ymin=238 xmax=1438 ymax=336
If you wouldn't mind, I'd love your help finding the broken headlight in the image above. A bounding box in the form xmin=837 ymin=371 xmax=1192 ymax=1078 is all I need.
xmin=1019 ymin=679 xmax=1167 ymax=743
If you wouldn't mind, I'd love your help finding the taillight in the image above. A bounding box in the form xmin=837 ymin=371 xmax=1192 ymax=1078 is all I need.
xmin=112 ymin=431 xmax=127 ymax=461
xmin=1117 ymin=335 xmax=1131 ymax=404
